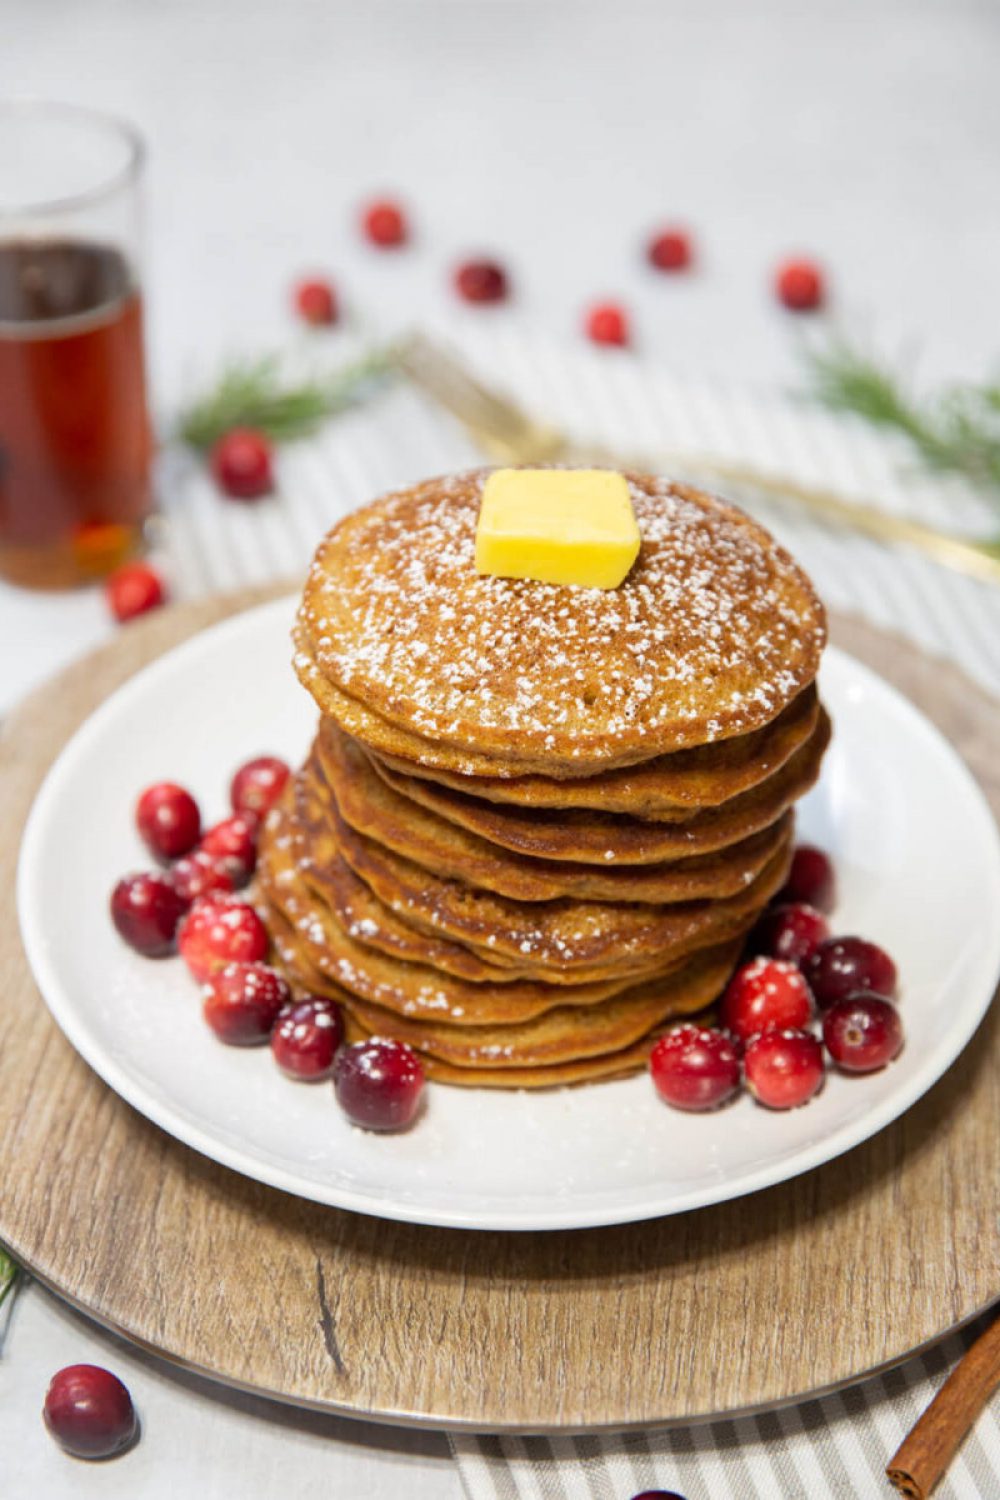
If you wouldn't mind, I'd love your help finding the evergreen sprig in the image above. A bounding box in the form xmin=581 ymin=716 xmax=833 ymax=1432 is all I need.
xmin=804 ymin=342 xmax=1000 ymax=493
xmin=177 ymin=346 xmax=395 ymax=451
xmin=0 ymin=1248 xmax=19 ymax=1313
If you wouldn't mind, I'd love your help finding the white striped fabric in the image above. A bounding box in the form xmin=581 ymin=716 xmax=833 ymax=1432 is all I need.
xmin=451 ymin=1316 xmax=998 ymax=1500
xmin=160 ymin=322 xmax=1000 ymax=1498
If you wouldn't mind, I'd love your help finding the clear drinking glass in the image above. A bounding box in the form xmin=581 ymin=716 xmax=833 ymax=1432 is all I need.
xmin=0 ymin=100 xmax=153 ymax=589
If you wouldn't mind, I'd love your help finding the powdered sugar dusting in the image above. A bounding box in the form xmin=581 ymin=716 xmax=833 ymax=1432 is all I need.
xmin=296 ymin=470 xmax=826 ymax=760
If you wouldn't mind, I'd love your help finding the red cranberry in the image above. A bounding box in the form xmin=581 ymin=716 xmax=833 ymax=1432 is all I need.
xmin=805 ymin=936 xmax=897 ymax=1010
xmin=203 ymin=962 xmax=290 ymax=1045
xmin=744 ymin=1029 xmax=824 ymax=1109
xmin=823 ymin=993 xmax=904 ymax=1073
xmin=230 ymin=755 xmax=290 ymax=817
xmin=199 ymin=813 xmax=259 ymax=885
xmin=630 ymin=1493 xmax=688 ymax=1500
xmin=43 ymin=1364 xmax=137 ymax=1459
xmin=110 ymin=874 xmax=186 ymax=957
xmin=210 ymin=428 xmax=274 ymax=501
xmin=135 ymin=782 xmax=201 ymax=862
xmin=105 ymin=562 xmax=166 ymax=624
xmin=454 ymin=259 xmax=508 ymax=304
xmin=169 ymin=849 xmax=236 ymax=906
xmin=647 ymin=228 xmax=692 ymax=271
xmin=585 ymin=301 xmax=630 ymax=347
xmin=720 ymin=957 xmax=814 ymax=1043
xmin=649 ymin=1026 xmax=741 ymax=1111
xmin=750 ymin=903 xmax=829 ymax=966
xmin=293 ymin=277 xmax=338 ymax=326
xmin=775 ymin=258 xmax=825 ymax=312
xmin=334 ymin=1039 xmax=425 ymax=1130
xmin=271 ymin=996 xmax=344 ymax=1079
xmin=362 ymin=199 xmax=409 ymax=247
xmin=778 ymin=844 xmax=835 ymax=911
xmin=178 ymin=897 xmax=268 ymax=984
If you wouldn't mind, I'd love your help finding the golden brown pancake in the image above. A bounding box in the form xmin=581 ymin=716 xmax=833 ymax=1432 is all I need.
xmin=316 ymin=725 xmax=794 ymax=903
xmin=259 ymin=886 xmax=739 ymax=1074
xmin=326 ymin=794 xmax=793 ymax=974
xmin=260 ymin=893 xmax=707 ymax=1088
xmin=259 ymin=802 xmax=696 ymax=1025
xmin=294 ymin=470 xmax=826 ymax=772
xmin=367 ymin=684 xmax=821 ymax=814
xmin=288 ymin=767 xmax=667 ymax=986
xmin=289 ymin=759 xmax=789 ymax=982
xmin=362 ymin=709 xmax=829 ymax=864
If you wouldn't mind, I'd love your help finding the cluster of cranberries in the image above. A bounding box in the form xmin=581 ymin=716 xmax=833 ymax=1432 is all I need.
xmin=649 ymin=844 xmax=904 ymax=1113
xmin=109 ymin=757 xmax=425 ymax=1131
xmin=286 ymin=198 xmax=823 ymax=355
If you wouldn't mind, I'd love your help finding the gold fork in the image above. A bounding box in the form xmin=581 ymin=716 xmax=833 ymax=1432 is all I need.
xmin=394 ymin=331 xmax=1000 ymax=587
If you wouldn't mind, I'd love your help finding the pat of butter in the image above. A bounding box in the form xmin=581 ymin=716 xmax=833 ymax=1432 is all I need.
xmin=475 ymin=469 xmax=640 ymax=589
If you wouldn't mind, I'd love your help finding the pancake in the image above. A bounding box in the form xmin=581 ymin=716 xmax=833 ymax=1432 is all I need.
xmin=290 ymin=774 xmax=539 ymax=984
xmin=363 ymin=708 xmax=830 ymax=864
xmin=261 ymin=893 xmax=709 ymax=1088
xmin=333 ymin=942 xmax=741 ymax=1069
xmin=294 ymin=470 xmax=826 ymax=772
xmin=259 ymin=802 xmax=687 ymax=1025
xmin=368 ymin=683 xmax=821 ymax=815
xmin=328 ymin=795 xmax=794 ymax=974
xmin=292 ymin=756 xmax=788 ymax=981
xmin=289 ymin=764 xmax=667 ymax=986
xmin=316 ymin=725 xmax=794 ymax=903
xmin=260 ymin=886 xmax=739 ymax=1071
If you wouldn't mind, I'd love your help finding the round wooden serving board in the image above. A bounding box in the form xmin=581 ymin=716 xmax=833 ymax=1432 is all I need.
xmin=2 ymin=586 xmax=999 ymax=1433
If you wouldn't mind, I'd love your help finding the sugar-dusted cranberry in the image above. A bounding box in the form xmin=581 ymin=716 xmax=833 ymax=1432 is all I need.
xmin=110 ymin=873 xmax=186 ymax=957
xmin=169 ymin=849 xmax=236 ymax=906
xmin=271 ymin=996 xmax=344 ymax=1080
xmin=775 ymin=258 xmax=825 ymax=312
xmin=199 ymin=813 xmax=259 ymax=886
xmin=778 ymin=844 xmax=835 ymax=911
xmin=293 ymin=276 xmax=338 ymax=326
xmin=744 ymin=1029 xmax=824 ymax=1109
xmin=178 ymin=897 xmax=268 ymax=984
xmin=135 ymin=781 xmax=201 ymax=862
xmin=230 ymin=755 xmax=290 ymax=817
xmin=362 ymin=199 xmax=409 ymax=247
xmin=720 ymin=956 xmax=814 ymax=1043
xmin=105 ymin=562 xmax=167 ymax=624
xmin=750 ymin=903 xmax=829 ymax=966
xmin=454 ymin=259 xmax=508 ymax=304
xmin=585 ymin=301 xmax=630 ymax=347
xmin=649 ymin=1025 xmax=741 ymax=1111
xmin=647 ymin=228 xmax=692 ymax=272
xmin=823 ymin=993 xmax=904 ymax=1073
xmin=210 ymin=428 xmax=274 ymax=501
xmin=334 ymin=1039 xmax=425 ymax=1130
xmin=203 ymin=961 xmax=289 ymax=1045
xmin=43 ymin=1364 xmax=137 ymax=1459
xmin=805 ymin=936 xmax=897 ymax=1010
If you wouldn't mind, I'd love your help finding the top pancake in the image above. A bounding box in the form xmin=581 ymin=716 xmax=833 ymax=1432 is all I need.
xmin=294 ymin=469 xmax=827 ymax=773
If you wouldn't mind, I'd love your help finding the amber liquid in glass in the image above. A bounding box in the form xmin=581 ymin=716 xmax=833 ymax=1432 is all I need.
xmin=0 ymin=239 xmax=153 ymax=588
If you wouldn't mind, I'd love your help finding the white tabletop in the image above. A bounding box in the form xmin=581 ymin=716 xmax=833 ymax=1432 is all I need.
xmin=3 ymin=0 xmax=999 ymax=1493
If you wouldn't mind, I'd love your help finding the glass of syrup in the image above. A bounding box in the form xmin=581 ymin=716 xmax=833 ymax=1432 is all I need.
xmin=0 ymin=101 xmax=153 ymax=589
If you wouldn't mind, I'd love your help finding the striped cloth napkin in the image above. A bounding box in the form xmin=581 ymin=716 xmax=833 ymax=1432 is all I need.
xmin=161 ymin=322 xmax=1000 ymax=1497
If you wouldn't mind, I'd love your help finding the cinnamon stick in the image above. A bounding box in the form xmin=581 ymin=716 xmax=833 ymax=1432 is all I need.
xmin=887 ymin=1311 xmax=1000 ymax=1498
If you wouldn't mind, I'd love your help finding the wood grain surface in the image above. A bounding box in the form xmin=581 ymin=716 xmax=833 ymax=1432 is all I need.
xmin=1 ymin=586 xmax=998 ymax=1434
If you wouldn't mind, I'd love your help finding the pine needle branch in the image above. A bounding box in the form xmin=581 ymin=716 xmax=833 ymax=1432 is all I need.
xmin=803 ymin=342 xmax=1000 ymax=494
xmin=176 ymin=346 xmax=396 ymax=451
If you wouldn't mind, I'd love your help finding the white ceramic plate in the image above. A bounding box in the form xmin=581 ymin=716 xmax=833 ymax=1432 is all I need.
xmin=17 ymin=596 xmax=1000 ymax=1231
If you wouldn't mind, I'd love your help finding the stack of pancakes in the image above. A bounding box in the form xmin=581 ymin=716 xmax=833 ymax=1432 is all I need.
xmin=257 ymin=470 xmax=829 ymax=1088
